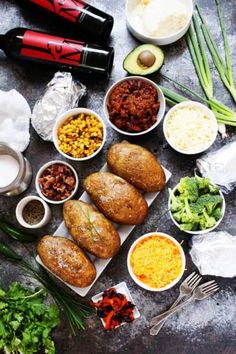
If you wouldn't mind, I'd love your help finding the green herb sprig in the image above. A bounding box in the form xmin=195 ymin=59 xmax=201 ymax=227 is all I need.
xmin=0 ymin=282 xmax=60 ymax=354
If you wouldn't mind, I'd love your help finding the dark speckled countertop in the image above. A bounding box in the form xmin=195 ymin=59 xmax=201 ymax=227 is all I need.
xmin=0 ymin=1 xmax=236 ymax=353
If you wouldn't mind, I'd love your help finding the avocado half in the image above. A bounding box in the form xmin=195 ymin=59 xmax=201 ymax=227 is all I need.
xmin=123 ymin=44 xmax=164 ymax=76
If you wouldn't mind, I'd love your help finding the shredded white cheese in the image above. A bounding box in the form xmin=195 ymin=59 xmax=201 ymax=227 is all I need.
xmin=165 ymin=105 xmax=216 ymax=153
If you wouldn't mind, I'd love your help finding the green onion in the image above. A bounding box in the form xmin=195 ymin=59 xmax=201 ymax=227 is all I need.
xmin=186 ymin=16 xmax=213 ymax=99
xmin=196 ymin=3 xmax=236 ymax=102
xmin=0 ymin=219 xmax=36 ymax=242
xmin=0 ymin=241 xmax=22 ymax=260
xmin=215 ymin=0 xmax=234 ymax=87
xmin=159 ymin=74 xmax=236 ymax=126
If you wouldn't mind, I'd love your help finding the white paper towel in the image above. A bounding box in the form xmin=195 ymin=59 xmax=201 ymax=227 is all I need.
xmin=190 ymin=231 xmax=236 ymax=277
xmin=0 ymin=89 xmax=31 ymax=152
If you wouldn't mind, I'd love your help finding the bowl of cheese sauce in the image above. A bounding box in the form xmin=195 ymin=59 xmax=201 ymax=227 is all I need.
xmin=163 ymin=101 xmax=218 ymax=155
xmin=127 ymin=232 xmax=185 ymax=291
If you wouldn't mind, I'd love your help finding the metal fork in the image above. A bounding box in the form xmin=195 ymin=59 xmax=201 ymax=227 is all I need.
xmin=150 ymin=280 xmax=219 ymax=336
xmin=150 ymin=272 xmax=202 ymax=330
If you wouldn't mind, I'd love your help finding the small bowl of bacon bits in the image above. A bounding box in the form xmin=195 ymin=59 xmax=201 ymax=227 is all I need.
xmin=103 ymin=76 xmax=166 ymax=136
xmin=35 ymin=160 xmax=79 ymax=205
xmin=91 ymin=282 xmax=140 ymax=330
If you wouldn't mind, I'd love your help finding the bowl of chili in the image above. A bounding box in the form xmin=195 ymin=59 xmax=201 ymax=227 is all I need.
xmin=103 ymin=76 xmax=166 ymax=136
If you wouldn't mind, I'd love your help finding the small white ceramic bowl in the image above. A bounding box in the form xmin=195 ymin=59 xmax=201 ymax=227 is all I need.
xmin=163 ymin=101 xmax=218 ymax=155
xmin=35 ymin=160 xmax=79 ymax=205
xmin=168 ymin=184 xmax=226 ymax=235
xmin=53 ymin=108 xmax=107 ymax=161
xmin=103 ymin=76 xmax=166 ymax=136
xmin=125 ymin=0 xmax=193 ymax=46
xmin=127 ymin=232 xmax=186 ymax=292
xmin=16 ymin=196 xmax=51 ymax=229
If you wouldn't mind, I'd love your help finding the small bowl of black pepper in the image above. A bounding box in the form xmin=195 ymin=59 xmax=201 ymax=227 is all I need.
xmin=16 ymin=196 xmax=51 ymax=229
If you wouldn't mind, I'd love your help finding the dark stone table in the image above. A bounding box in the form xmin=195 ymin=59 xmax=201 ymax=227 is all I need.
xmin=0 ymin=1 xmax=236 ymax=353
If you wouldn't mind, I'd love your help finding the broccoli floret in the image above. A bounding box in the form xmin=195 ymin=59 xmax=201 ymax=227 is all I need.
xmin=174 ymin=198 xmax=200 ymax=230
xmin=191 ymin=194 xmax=222 ymax=215
xmin=169 ymin=188 xmax=184 ymax=212
xmin=177 ymin=177 xmax=199 ymax=202
xmin=199 ymin=214 xmax=207 ymax=230
xmin=172 ymin=210 xmax=184 ymax=223
xmin=195 ymin=175 xmax=219 ymax=194
xmin=180 ymin=223 xmax=196 ymax=231
xmin=212 ymin=207 xmax=222 ymax=221
xmin=203 ymin=209 xmax=217 ymax=229
xmin=209 ymin=183 xmax=220 ymax=194
xmin=181 ymin=198 xmax=199 ymax=224
xmin=195 ymin=175 xmax=211 ymax=190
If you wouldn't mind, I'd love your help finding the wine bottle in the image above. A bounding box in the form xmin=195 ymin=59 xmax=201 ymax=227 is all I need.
xmin=19 ymin=0 xmax=114 ymax=41
xmin=0 ymin=27 xmax=114 ymax=76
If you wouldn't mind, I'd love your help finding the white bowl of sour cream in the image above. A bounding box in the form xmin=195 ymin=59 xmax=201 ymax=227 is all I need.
xmin=126 ymin=0 xmax=193 ymax=45
xmin=163 ymin=101 xmax=218 ymax=155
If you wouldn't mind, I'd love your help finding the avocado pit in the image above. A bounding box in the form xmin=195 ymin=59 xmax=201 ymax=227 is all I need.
xmin=137 ymin=50 xmax=156 ymax=68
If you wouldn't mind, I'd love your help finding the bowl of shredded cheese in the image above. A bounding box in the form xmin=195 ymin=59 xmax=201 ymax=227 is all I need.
xmin=163 ymin=101 xmax=218 ymax=155
xmin=126 ymin=0 xmax=193 ymax=45
xmin=127 ymin=232 xmax=186 ymax=291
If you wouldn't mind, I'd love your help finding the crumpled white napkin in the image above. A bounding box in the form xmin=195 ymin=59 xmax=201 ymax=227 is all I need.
xmin=190 ymin=231 xmax=236 ymax=278
xmin=0 ymin=89 xmax=31 ymax=152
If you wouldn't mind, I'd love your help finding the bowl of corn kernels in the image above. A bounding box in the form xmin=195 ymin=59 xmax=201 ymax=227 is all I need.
xmin=53 ymin=108 xmax=107 ymax=161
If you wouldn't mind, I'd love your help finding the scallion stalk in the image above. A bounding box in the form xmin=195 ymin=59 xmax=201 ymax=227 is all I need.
xmin=159 ymin=76 xmax=236 ymax=126
xmin=196 ymin=3 xmax=236 ymax=102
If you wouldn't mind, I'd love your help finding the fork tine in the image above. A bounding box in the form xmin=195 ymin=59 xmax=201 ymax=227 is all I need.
xmin=188 ymin=274 xmax=202 ymax=288
xmin=189 ymin=276 xmax=202 ymax=289
xmin=204 ymin=285 xmax=219 ymax=293
xmin=184 ymin=272 xmax=196 ymax=284
xmin=205 ymin=287 xmax=220 ymax=296
xmin=186 ymin=273 xmax=198 ymax=285
xmin=200 ymin=280 xmax=216 ymax=289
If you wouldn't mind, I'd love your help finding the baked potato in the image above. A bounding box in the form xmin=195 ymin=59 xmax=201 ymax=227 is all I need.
xmin=84 ymin=172 xmax=148 ymax=224
xmin=37 ymin=235 xmax=96 ymax=287
xmin=107 ymin=142 xmax=166 ymax=192
xmin=63 ymin=200 xmax=120 ymax=259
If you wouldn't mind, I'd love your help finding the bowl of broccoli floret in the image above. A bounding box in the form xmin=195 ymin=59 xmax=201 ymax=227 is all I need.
xmin=168 ymin=175 xmax=225 ymax=234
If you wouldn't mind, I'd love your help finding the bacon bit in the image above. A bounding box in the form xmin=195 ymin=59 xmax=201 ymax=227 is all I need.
xmin=91 ymin=288 xmax=135 ymax=330
xmin=38 ymin=163 xmax=76 ymax=201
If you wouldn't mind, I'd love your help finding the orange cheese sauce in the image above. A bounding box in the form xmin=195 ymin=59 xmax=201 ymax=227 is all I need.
xmin=130 ymin=234 xmax=183 ymax=289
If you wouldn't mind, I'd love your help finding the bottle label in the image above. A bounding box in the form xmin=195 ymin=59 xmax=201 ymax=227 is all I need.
xmin=21 ymin=31 xmax=85 ymax=67
xmin=29 ymin=0 xmax=86 ymax=22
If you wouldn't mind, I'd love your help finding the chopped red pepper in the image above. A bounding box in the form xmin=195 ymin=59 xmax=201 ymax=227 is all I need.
xmin=91 ymin=288 xmax=136 ymax=330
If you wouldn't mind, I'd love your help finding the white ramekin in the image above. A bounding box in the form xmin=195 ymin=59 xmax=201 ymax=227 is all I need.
xmin=168 ymin=184 xmax=226 ymax=235
xmin=163 ymin=101 xmax=218 ymax=155
xmin=53 ymin=108 xmax=107 ymax=161
xmin=16 ymin=195 xmax=51 ymax=229
xmin=103 ymin=76 xmax=166 ymax=136
xmin=125 ymin=0 xmax=194 ymax=46
xmin=35 ymin=160 xmax=79 ymax=205
xmin=127 ymin=232 xmax=186 ymax=292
